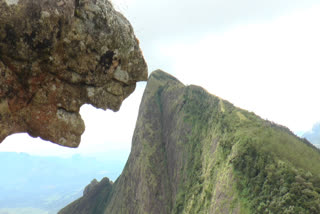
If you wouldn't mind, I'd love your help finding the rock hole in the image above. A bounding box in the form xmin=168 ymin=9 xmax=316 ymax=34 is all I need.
xmin=24 ymin=31 xmax=37 ymax=47
xmin=35 ymin=38 xmax=53 ymax=51
xmin=57 ymin=19 xmax=63 ymax=39
xmin=98 ymin=50 xmax=114 ymax=70
xmin=4 ymin=24 xmax=17 ymax=47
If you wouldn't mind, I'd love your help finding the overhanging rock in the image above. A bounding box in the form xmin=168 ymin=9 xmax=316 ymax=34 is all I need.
xmin=0 ymin=0 xmax=148 ymax=147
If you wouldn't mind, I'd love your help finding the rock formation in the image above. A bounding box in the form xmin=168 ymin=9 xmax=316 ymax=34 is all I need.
xmin=60 ymin=70 xmax=320 ymax=214
xmin=60 ymin=177 xmax=113 ymax=213
xmin=0 ymin=0 xmax=148 ymax=147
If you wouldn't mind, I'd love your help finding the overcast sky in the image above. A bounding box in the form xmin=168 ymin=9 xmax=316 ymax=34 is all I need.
xmin=1 ymin=0 xmax=320 ymax=157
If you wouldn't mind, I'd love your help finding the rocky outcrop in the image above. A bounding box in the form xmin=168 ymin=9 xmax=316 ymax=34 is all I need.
xmin=60 ymin=70 xmax=320 ymax=214
xmin=83 ymin=179 xmax=99 ymax=196
xmin=59 ymin=177 xmax=113 ymax=214
xmin=0 ymin=0 xmax=147 ymax=147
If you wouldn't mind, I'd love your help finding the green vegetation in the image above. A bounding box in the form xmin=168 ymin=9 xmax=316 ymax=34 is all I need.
xmin=233 ymin=141 xmax=320 ymax=213
xmin=160 ymin=71 xmax=320 ymax=213
xmin=60 ymin=70 xmax=320 ymax=214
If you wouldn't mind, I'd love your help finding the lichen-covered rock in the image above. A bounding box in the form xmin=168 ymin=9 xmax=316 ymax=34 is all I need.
xmin=0 ymin=0 xmax=148 ymax=147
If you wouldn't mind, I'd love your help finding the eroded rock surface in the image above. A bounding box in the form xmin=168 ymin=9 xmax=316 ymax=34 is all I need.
xmin=0 ymin=0 xmax=148 ymax=147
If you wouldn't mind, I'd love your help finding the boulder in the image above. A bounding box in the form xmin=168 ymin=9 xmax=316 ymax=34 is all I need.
xmin=0 ymin=0 xmax=148 ymax=147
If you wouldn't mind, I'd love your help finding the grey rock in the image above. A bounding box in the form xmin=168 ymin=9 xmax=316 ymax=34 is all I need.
xmin=0 ymin=0 xmax=148 ymax=147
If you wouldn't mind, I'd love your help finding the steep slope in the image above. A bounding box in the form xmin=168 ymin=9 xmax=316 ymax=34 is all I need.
xmin=60 ymin=70 xmax=320 ymax=214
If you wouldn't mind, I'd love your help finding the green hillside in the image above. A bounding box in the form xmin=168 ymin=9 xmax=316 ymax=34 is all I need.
xmin=60 ymin=70 xmax=320 ymax=214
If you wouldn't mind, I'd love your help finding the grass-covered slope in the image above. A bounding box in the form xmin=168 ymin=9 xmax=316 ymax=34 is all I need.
xmin=60 ymin=70 xmax=320 ymax=214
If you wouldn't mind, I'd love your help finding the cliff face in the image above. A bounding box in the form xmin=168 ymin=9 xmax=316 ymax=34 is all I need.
xmin=60 ymin=70 xmax=320 ymax=214
xmin=0 ymin=0 xmax=147 ymax=147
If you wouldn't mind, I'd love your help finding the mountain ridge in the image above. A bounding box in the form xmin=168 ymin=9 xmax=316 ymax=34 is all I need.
xmin=60 ymin=70 xmax=320 ymax=214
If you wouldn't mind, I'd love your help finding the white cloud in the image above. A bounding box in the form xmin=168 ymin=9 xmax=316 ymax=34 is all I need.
xmin=1 ymin=1 xmax=320 ymax=157
xmin=160 ymin=5 xmax=320 ymax=132
xmin=117 ymin=0 xmax=320 ymax=42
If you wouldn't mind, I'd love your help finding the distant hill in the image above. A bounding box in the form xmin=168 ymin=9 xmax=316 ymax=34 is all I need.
xmin=303 ymin=123 xmax=320 ymax=148
xmin=0 ymin=152 xmax=126 ymax=214
xmin=60 ymin=70 xmax=320 ymax=214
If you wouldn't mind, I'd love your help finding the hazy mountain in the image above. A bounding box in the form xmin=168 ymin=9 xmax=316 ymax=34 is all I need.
xmin=60 ymin=70 xmax=320 ymax=214
xmin=303 ymin=123 xmax=320 ymax=148
xmin=0 ymin=152 xmax=126 ymax=214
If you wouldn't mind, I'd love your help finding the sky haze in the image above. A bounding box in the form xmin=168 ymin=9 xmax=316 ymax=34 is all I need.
xmin=1 ymin=0 xmax=320 ymax=157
